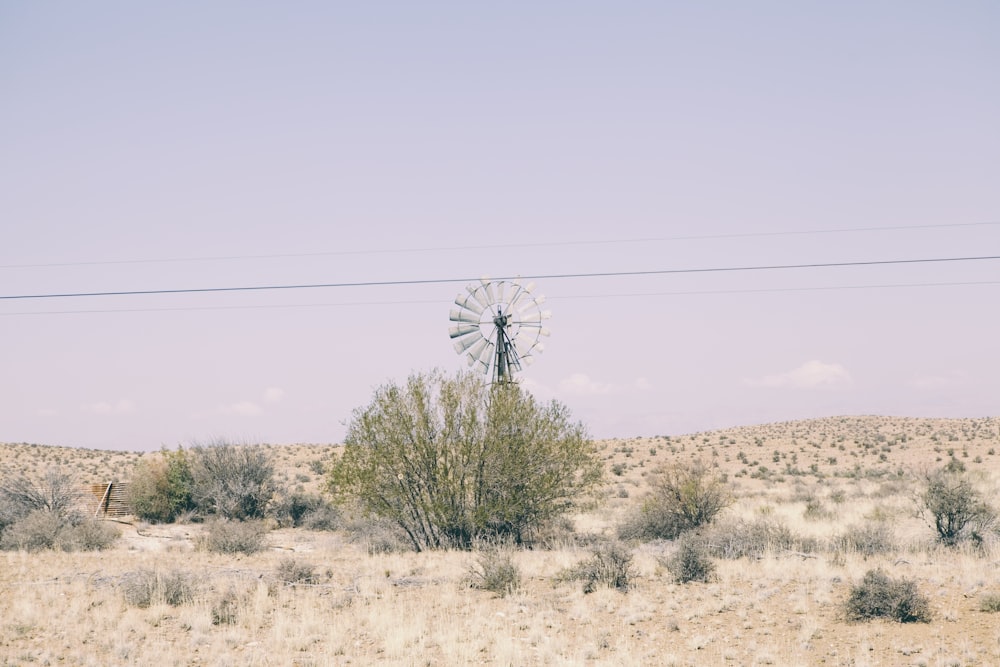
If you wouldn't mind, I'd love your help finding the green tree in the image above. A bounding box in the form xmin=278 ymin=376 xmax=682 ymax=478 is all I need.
xmin=329 ymin=370 xmax=602 ymax=551
xmin=127 ymin=448 xmax=195 ymax=523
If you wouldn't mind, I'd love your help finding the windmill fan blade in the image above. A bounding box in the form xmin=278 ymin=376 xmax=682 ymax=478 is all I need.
xmin=494 ymin=280 xmax=506 ymax=305
xmin=514 ymin=330 xmax=540 ymax=348
xmin=465 ymin=337 xmax=490 ymax=360
xmin=466 ymin=284 xmax=491 ymax=310
xmin=449 ymin=309 xmax=481 ymax=325
xmin=449 ymin=323 xmax=480 ymax=339
xmin=454 ymin=293 xmax=484 ymax=315
xmin=481 ymin=278 xmax=496 ymax=305
xmin=468 ymin=339 xmax=494 ymax=372
xmin=453 ymin=332 xmax=484 ymax=354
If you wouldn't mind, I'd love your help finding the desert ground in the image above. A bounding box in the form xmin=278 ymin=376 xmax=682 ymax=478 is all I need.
xmin=2 ymin=415 xmax=1000 ymax=666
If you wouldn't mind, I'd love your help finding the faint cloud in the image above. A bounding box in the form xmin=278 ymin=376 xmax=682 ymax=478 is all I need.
xmin=911 ymin=371 xmax=968 ymax=390
xmin=83 ymin=399 xmax=135 ymax=415
xmin=264 ymin=387 xmax=285 ymax=403
xmin=558 ymin=373 xmax=620 ymax=396
xmin=745 ymin=360 xmax=852 ymax=389
xmin=219 ymin=401 xmax=263 ymax=416
xmin=634 ymin=377 xmax=653 ymax=391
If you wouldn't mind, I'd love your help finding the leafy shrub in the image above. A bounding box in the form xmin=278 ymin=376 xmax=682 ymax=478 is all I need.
xmin=617 ymin=461 xmax=731 ymax=541
xmin=561 ymin=542 xmax=634 ymax=593
xmin=127 ymin=448 xmax=194 ymax=523
xmin=921 ymin=467 xmax=996 ymax=546
xmin=275 ymin=557 xmax=318 ymax=584
xmin=835 ymin=522 xmax=896 ymax=557
xmin=199 ymin=520 xmax=268 ymax=555
xmin=190 ymin=441 xmax=276 ymax=521
xmin=330 ymin=371 xmax=602 ymax=551
xmin=664 ymin=534 xmax=715 ymax=583
xmin=466 ymin=542 xmax=522 ymax=597
xmin=844 ymin=569 xmax=931 ymax=623
xmin=120 ymin=569 xmax=197 ymax=608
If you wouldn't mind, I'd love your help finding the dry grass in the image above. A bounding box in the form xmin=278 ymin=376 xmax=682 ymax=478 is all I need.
xmin=2 ymin=416 xmax=999 ymax=665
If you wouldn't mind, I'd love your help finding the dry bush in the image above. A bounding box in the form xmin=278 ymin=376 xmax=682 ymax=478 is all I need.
xmin=466 ymin=541 xmax=522 ymax=597
xmin=190 ymin=441 xmax=276 ymax=521
xmin=198 ymin=520 xmax=268 ymax=555
xmin=835 ymin=521 xmax=896 ymax=557
xmin=845 ymin=569 xmax=931 ymax=623
xmin=663 ymin=534 xmax=715 ymax=583
xmin=0 ymin=468 xmax=82 ymax=527
xmin=920 ymin=466 xmax=996 ymax=547
xmin=211 ymin=586 xmax=253 ymax=626
xmin=275 ymin=557 xmax=318 ymax=585
xmin=0 ymin=509 xmax=64 ymax=551
xmin=979 ymin=593 xmax=1000 ymax=613
xmin=272 ymin=491 xmax=339 ymax=529
xmin=560 ymin=541 xmax=634 ymax=593
xmin=617 ymin=461 xmax=731 ymax=542
xmin=120 ymin=569 xmax=197 ymax=608
xmin=703 ymin=517 xmax=801 ymax=560
xmin=342 ymin=513 xmax=412 ymax=554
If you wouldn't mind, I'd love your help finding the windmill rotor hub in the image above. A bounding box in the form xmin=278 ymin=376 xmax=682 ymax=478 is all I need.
xmin=447 ymin=278 xmax=551 ymax=384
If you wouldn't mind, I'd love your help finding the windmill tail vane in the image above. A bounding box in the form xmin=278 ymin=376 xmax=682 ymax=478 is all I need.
xmin=448 ymin=277 xmax=551 ymax=384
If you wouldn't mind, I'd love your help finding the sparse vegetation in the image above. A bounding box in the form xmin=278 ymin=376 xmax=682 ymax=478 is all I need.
xmin=2 ymin=416 xmax=999 ymax=664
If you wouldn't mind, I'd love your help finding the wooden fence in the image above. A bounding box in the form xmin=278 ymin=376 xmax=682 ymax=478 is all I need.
xmin=82 ymin=483 xmax=130 ymax=518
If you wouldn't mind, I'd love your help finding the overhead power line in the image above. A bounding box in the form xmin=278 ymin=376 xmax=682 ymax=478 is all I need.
xmin=1 ymin=255 xmax=998 ymax=301
xmin=1 ymin=279 xmax=997 ymax=317
xmin=2 ymin=221 xmax=997 ymax=269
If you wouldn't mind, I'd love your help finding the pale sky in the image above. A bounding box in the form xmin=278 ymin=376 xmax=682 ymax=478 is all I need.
xmin=2 ymin=2 xmax=998 ymax=450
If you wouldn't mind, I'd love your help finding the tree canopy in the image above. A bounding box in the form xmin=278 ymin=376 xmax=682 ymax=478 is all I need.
xmin=329 ymin=370 xmax=602 ymax=551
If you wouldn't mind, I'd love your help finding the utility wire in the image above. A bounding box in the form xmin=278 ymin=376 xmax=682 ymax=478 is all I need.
xmin=2 ymin=221 xmax=997 ymax=269
xmin=2 ymin=279 xmax=996 ymax=317
xmin=1 ymin=255 xmax=998 ymax=301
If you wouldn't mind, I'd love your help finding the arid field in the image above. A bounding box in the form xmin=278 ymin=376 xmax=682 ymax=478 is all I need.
xmin=3 ymin=415 xmax=1000 ymax=666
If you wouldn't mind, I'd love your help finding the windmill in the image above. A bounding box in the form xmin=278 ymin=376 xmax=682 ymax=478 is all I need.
xmin=448 ymin=278 xmax=551 ymax=384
